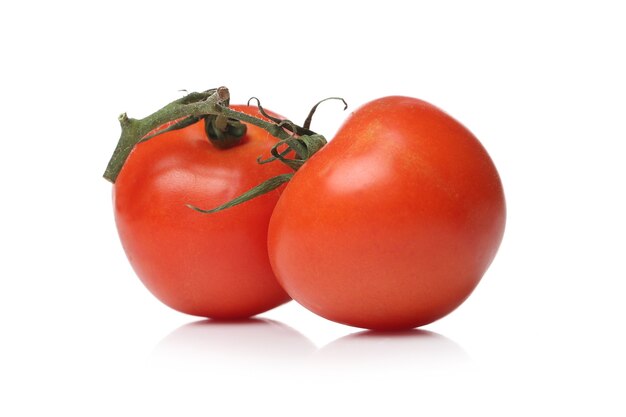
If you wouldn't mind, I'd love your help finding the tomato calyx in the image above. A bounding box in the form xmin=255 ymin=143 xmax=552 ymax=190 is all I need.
xmin=104 ymin=87 xmax=288 ymax=183
xmin=249 ymin=96 xmax=347 ymax=169
xmin=104 ymin=86 xmax=346 ymax=213
xmin=188 ymin=97 xmax=347 ymax=214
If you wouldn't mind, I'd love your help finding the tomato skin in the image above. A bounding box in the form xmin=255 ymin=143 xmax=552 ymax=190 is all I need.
xmin=268 ymin=96 xmax=506 ymax=330
xmin=114 ymin=105 xmax=291 ymax=319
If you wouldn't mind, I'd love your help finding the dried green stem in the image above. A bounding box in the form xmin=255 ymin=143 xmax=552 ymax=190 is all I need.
xmin=104 ymin=88 xmax=219 ymax=182
xmin=102 ymin=87 xmax=294 ymax=183
xmin=103 ymin=87 xmax=347 ymax=215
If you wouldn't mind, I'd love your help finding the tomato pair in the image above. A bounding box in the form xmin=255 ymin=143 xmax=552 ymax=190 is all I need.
xmin=110 ymin=94 xmax=505 ymax=330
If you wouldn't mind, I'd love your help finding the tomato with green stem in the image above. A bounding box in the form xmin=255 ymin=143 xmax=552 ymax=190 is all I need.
xmin=267 ymin=96 xmax=506 ymax=330
xmin=106 ymin=91 xmax=291 ymax=319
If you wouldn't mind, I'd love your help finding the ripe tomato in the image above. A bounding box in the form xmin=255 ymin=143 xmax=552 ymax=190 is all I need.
xmin=114 ymin=105 xmax=291 ymax=319
xmin=268 ymin=96 xmax=506 ymax=330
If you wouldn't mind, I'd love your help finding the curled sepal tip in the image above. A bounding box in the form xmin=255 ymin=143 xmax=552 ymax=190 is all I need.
xmin=188 ymin=173 xmax=294 ymax=214
xmin=303 ymin=97 xmax=348 ymax=130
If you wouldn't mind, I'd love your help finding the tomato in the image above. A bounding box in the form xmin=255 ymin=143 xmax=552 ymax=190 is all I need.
xmin=267 ymin=96 xmax=506 ymax=330
xmin=114 ymin=105 xmax=291 ymax=319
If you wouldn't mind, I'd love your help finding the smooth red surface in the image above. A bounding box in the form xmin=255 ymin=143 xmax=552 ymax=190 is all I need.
xmin=114 ymin=105 xmax=291 ymax=319
xmin=268 ymin=96 xmax=506 ymax=330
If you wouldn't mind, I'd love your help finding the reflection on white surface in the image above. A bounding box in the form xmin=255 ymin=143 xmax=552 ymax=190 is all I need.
xmin=152 ymin=319 xmax=469 ymax=377
xmin=151 ymin=318 xmax=316 ymax=371
xmin=314 ymin=329 xmax=471 ymax=375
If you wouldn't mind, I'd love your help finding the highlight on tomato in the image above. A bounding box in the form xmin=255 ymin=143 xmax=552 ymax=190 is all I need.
xmin=103 ymin=88 xmax=291 ymax=319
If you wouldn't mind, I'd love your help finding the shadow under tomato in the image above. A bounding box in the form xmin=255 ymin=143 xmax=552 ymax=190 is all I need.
xmin=151 ymin=318 xmax=316 ymax=370
xmin=313 ymin=328 xmax=471 ymax=374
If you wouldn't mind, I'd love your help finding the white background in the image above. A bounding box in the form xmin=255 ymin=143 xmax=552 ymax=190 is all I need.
xmin=1 ymin=1 xmax=625 ymax=415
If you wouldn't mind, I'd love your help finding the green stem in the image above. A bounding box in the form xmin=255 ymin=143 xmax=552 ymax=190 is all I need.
xmin=103 ymin=86 xmax=343 ymax=216
xmin=221 ymin=107 xmax=293 ymax=141
xmin=103 ymin=87 xmax=295 ymax=183
xmin=104 ymin=89 xmax=219 ymax=182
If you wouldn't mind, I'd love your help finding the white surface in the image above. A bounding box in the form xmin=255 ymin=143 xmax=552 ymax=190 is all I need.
xmin=1 ymin=1 xmax=625 ymax=415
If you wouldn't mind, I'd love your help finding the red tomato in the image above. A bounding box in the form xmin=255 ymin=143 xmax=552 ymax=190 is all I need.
xmin=268 ymin=96 xmax=506 ymax=330
xmin=114 ymin=105 xmax=291 ymax=319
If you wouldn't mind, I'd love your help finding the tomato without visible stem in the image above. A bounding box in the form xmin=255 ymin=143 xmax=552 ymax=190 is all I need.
xmin=114 ymin=105 xmax=291 ymax=319
xmin=268 ymin=96 xmax=506 ymax=330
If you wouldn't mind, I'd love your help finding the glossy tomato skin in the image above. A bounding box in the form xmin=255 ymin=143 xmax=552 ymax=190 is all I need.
xmin=268 ymin=96 xmax=506 ymax=330
xmin=114 ymin=105 xmax=291 ymax=319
